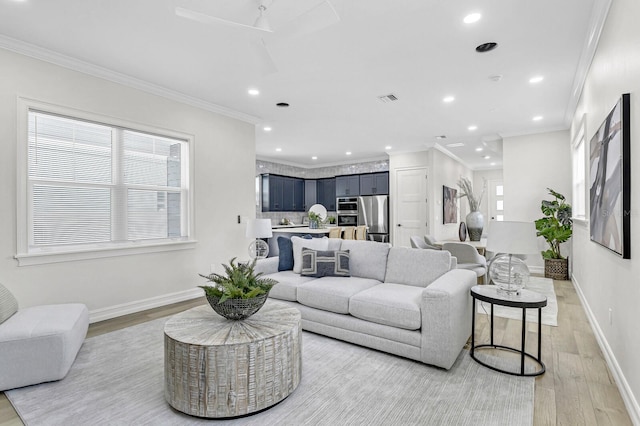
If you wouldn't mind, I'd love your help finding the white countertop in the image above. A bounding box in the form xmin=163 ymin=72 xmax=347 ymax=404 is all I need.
xmin=271 ymin=227 xmax=331 ymax=234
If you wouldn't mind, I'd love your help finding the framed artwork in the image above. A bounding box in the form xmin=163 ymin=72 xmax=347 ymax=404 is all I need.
xmin=443 ymin=185 xmax=457 ymax=224
xmin=589 ymin=93 xmax=631 ymax=259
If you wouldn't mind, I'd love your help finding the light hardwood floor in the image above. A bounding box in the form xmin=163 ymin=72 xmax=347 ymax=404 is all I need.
xmin=0 ymin=280 xmax=632 ymax=425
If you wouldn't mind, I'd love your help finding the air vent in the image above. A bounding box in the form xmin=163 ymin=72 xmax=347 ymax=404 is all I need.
xmin=435 ymin=135 xmax=447 ymax=140
xmin=378 ymin=93 xmax=399 ymax=103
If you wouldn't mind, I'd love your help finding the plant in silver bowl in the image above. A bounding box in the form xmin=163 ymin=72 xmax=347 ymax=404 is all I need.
xmin=199 ymin=258 xmax=277 ymax=320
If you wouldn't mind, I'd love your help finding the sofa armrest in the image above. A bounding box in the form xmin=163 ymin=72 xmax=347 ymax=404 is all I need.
xmin=419 ymin=268 xmax=476 ymax=369
xmin=254 ymin=257 xmax=280 ymax=275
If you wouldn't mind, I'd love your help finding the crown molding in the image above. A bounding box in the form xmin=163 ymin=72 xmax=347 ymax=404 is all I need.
xmin=0 ymin=35 xmax=260 ymax=124
xmin=256 ymin=154 xmax=388 ymax=170
xmin=563 ymin=0 xmax=613 ymax=125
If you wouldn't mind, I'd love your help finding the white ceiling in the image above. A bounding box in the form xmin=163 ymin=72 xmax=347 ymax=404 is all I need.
xmin=0 ymin=0 xmax=605 ymax=169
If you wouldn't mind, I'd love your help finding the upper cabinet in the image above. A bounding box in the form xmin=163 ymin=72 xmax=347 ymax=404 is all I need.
xmin=335 ymin=175 xmax=360 ymax=197
xmin=316 ymin=177 xmax=336 ymax=211
xmin=261 ymin=174 xmax=305 ymax=212
xmin=359 ymin=172 xmax=389 ymax=195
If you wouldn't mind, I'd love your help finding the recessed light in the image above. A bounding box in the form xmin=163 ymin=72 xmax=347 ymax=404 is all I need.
xmin=443 ymin=96 xmax=455 ymax=103
xmin=463 ymin=13 xmax=481 ymax=24
xmin=476 ymin=42 xmax=498 ymax=53
xmin=385 ymin=146 xmax=392 ymax=150
xmin=529 ymin=76 xmax=544 ymax=84
xmin=248 ymin=88 xmax=260 ymax=96
xmin=276 ymin=102 xmax=290 ymax=108
xmin=275 ymin=148 xmax=282 ymax=152
xmin=475 ymin=147 xmax=483 ymax=152
xmin=490 ymin=162 xmax=496 ymax=166
xmin=312 ymin=156 xmax=318 ymax=160
xmin=263 ymin=126 xmax=272 ymax=132
xmin=468 ymin=125 xmax=478 ymax=131
xmin=483 ymin=155 xmax=491 ymax=159
xmin=533 ymin=116 xmax=544 ymax=121
xmin=346 ymin=151 xmax=352 ymax=156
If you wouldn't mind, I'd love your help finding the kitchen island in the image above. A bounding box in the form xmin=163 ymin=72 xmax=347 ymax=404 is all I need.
xmin=268 ymin=226 xmax=332 ymax=257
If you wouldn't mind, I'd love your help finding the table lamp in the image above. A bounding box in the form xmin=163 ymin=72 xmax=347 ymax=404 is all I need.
xmin=485 ymin=221 xmax=539 ymax=295
xmin=246 ymin=219 xmax=273 ymax=259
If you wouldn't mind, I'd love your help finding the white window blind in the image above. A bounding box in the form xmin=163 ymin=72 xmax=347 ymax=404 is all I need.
xmin=26 ymin=110 xmax=189 ymax=254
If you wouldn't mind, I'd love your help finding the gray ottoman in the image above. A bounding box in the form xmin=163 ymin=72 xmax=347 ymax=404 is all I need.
xmin=0 ymin=303 xmax=89 ymax=391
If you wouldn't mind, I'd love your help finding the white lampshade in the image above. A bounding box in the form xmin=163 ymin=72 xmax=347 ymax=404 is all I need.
xmin=246 ymin=219 xmax=273 ymax=239
xmin=486 ymin=221 xmax=539 ymax=255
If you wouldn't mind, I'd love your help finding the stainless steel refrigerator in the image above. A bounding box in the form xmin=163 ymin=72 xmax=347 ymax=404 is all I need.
xmin=357 ymin=195 xmax=389 ymax=242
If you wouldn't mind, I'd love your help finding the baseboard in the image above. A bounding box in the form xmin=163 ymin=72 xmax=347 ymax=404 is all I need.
xmin=571 ymin=274 xmax=640 ymax=425
xmin=529 ymin=266 xmax=544 ymax=275
xmin=88 ymin=288 xmax=203 ymax=324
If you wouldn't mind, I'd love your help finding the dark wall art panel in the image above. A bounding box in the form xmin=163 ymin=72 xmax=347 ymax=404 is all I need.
xmin=443 ymin=186 xmax=458 ymax=224
xmin=589 ymin=93 xmax=631 ymax=259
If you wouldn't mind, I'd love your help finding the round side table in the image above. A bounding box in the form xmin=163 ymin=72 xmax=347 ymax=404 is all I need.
xmin=470 ymin=285 xmax=547 ymax=376
xmin=164 ymin=301 xmax=302 ymax=418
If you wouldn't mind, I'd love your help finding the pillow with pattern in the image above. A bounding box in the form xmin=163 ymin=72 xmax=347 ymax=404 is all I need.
xmin=0 ymin=283 xmax=19 ymax=324
xmin=301 ymin=249 xmax=350 ymax=278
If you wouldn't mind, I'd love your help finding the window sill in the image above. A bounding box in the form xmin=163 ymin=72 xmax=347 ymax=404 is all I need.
xmin=14 ymin=239 xmax=197 ymax=266
xmin=572 ymin=218 xmax=588 ymax=228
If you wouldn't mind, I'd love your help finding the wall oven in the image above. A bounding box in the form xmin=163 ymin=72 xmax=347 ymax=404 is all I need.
xmin=337 ymin=197 xmax=358 ymax=227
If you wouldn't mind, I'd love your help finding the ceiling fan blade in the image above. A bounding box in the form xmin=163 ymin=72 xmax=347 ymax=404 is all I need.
xmin=276 ymin=1 xmax=340 ymax=39
xmin=175 ymin=6 xmax=273 ymax=33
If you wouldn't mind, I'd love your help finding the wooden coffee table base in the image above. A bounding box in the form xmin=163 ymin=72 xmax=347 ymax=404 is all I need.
xmin=164 ymin=302 xmax=302 ymax=418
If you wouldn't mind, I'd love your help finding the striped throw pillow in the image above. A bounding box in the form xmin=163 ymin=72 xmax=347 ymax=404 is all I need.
xmin=0 ymin=283 xmax=18 ymax=324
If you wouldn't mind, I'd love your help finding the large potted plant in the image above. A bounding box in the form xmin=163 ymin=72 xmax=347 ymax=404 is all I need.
xmin=534 ymin=188 xmax=572 ymax=280
xmin=199 ymin=258 xmax=277 ymax=320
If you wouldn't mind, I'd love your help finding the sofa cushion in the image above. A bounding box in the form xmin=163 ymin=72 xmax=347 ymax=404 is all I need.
xmin=349 ymin=284 xmax=423 ymax=330
xmin=301 ymin=249 xmax=350 ymax=278
xmin=264 ymin=271 xmax=317 ymax=301
xmin=292 ymin=236 xmax=329 ymax=273
xmin=349 ymin=283 xmax=423 ymax=330
xmin=297 ymin=277 xmax=380 ymax=314
xmin=277 ymin=237 xmax=294 ymax=271
xmin=384 ymin=247 xmax=452 ymax=287
xmin=0 ymin=283 xmax=18 ymax=325
xmin=339 ymin=240 xmax=390 ymax=282
xmin=327 ymin=238 xmax=343 ymax=251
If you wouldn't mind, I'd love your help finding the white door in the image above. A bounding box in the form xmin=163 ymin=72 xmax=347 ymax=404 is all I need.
xmin=394 ymin=168 xmax=428 ymax=247
xmin=488 ymin=179 xmax=504 ymax=222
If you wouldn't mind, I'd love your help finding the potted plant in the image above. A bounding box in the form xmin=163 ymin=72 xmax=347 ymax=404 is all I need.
xmin=327 ymin=215 xmax=337 ymax=225
xmin=534 ymin=188 xmax=572 ymax=280
xmin=308 ymin=211 xmax=324 ymax=229
xmin=199 ymin=258 xmax=277 ymax=320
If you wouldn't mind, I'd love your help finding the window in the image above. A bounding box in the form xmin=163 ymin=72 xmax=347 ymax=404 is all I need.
xmin=572 ymin=116 xmax=587 ymax=220
xmin=16 ymin=101 xmax=194 ymax=265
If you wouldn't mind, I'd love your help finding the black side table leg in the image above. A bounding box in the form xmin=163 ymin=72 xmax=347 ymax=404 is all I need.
xmin=490 ymin=303 xmax=494 ymax=346
xmin=471 ymin=298 xmax=476 ymax=357
xmin=521 ymin=307 xmax=526 ymax=375
xmin=538 ymin=307 xmax=542 ymax=361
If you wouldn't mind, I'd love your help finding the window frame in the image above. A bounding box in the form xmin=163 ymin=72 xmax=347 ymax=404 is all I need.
xmin=15 ymin=98 xmax=196 ymax=266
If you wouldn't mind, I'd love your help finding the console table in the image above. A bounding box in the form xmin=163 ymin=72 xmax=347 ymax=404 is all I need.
xmin=164 ymin=301 xmax=302 ymax=418
xmin=470 ymin=285 xmax=546 ymax=376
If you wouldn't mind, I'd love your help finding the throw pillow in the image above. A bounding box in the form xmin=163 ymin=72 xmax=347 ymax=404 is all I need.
xmin=0 ymin=283 xmax=19 ymax=324
xmin=291 ymin=236 xmax=329 ymax=273
xmin=301 ymin=249 xmax=351 ymax=278
xmin=277 ymin=236 xmax=294 ymax=271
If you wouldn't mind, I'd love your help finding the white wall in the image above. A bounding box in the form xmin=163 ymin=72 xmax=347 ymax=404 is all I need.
xmin=569 ymin=0 xmax=640 ymax=420
xmin=0 ymin=48 xmax=256 ymax=320
xmin=474 ymin=169 xmax=503 ymax=222
xmin=502 ymin=130 xmax=572 ymax=270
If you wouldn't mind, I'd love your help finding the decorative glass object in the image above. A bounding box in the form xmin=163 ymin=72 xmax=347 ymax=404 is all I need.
xmin=248 ymin=239 xmax=269 ymax=259
xmin=489 ymin=254 xmax=530 ymax=295
xmin=246 ymin=219 xmax=272 ymax=259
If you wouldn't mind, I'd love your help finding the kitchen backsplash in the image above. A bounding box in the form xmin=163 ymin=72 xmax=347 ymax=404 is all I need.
xmin=256 ymin=159 xmax=389 ymax=179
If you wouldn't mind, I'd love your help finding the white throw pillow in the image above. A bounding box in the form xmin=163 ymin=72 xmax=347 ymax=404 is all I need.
xmin=291 ymin=236 xmax=329 ymax=273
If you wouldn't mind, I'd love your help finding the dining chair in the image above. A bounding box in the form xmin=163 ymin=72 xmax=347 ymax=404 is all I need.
xmin=328 ymin=227 xmax=342 ymax=239
xmin=442 ymin=242 xmax=487 ymax=283
xmin=342 ymin=227 xmax=356 ymax=240
xmin=355 ymin=226 xmax=367 ymax=240
xmin=410 ymin=236 xmax=430 ymax=249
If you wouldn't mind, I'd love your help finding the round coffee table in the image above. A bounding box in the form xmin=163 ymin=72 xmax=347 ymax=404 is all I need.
xmin=470 ymin=285 xmax=547 ymax=376
xmin=164 ymin=301 xmax=302 ymax=418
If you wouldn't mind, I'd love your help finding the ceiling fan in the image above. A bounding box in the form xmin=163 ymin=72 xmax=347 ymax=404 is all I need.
xmin=175 ymin=0 xmax=340 ymax=74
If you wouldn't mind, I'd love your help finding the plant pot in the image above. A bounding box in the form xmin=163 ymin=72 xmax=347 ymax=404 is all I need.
xmin=466 ymin=211 xmax=484 ymax=241
xmin=544 ymin=258 xmax=569 ymax=280
xmin=205 ymin=293 xmax=269 ymax=320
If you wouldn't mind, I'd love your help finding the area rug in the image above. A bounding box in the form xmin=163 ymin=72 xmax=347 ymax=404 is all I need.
xmin=477 ymin=277 xmax=558 ymax=326
xmin=7 ymin=316 xmax=534 ymax=426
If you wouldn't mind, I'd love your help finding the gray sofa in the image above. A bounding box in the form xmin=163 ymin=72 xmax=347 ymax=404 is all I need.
xmin=255 ymin=238 xmax=477 ymax=370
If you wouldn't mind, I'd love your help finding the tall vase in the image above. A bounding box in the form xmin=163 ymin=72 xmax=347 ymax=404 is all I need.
xmin=466 ymin=211 xmax=484 ymax=241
